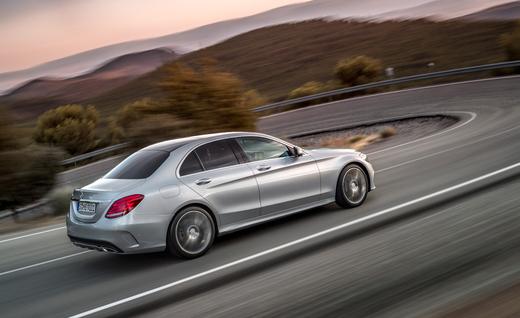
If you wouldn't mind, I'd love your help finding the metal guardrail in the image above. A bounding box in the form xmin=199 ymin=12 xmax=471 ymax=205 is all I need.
xmin=253 ymin=60 xmax=520 ymax=112
xmin=57 ymin=61 xmax=520 ymax=167
xmin=60 ymin=142 xmax=131 ymax=166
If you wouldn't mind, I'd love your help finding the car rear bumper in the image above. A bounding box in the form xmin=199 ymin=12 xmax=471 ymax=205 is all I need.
xmin=66 ymin=212 xmax=170 ymax=254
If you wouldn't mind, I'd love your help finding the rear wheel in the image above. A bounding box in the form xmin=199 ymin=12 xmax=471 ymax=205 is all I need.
xmin=336 ymin=164 xmax=368 ymax=208
xmin=167 ymin=206 xmax=215 ymax=259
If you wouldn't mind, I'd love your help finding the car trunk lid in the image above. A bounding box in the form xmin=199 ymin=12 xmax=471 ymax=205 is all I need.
xmin=71 ymin=178 xmax=144 ymax=223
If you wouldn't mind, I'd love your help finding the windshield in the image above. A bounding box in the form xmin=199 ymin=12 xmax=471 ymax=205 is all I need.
xmin=104 ymin=150 xmax=169 ymax=179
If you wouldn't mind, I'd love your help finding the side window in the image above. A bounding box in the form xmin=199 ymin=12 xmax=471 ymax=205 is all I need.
xmin=179 ymin=152 xmax=203 ymax=176
xmin=195 ymin=140 xmax=239 ymax=171
xmin=237 ymin=137 xmax=290 ymax=162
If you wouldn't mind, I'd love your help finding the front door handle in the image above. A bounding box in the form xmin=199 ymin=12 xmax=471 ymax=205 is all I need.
xmin=195 ymin=178 xmax=212 ymax=185
xmin=257 ymin=164 xmax=271 ymax=171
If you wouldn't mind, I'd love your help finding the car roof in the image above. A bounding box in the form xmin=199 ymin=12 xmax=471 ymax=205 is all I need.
xmin=142 ymin=131 xmax=271 ymax=152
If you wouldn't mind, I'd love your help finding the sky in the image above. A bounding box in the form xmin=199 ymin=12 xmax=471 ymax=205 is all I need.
xmin=0 ymin=0 xmax=303 ymax=73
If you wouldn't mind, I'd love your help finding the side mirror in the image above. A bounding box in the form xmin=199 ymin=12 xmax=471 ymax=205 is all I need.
xmin=292 ymin=146 xmax=303 ymax=157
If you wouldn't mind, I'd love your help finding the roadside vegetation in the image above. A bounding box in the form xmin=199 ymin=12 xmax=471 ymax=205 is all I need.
xmin=109 ymin=60 xmax=262 ymax=147
xmin=33 ymin=104 xmax=100 ymax=155
xmin=0 ymin=108 xmax=62 ymax=212
xmin=299 ymin=126 xmax=397 ymax=151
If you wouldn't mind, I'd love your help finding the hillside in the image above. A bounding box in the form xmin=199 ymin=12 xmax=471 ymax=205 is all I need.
xmin=179 ymin=19 xmax=515 ymax=99
xmin=380 ymin=0 xmax=514 ymax=20
xmin=4 ymin=19 xmax=516 ymax=121
xmin=460 ymin=1 xmax=520 ymax=20
xmin=2 ymin=48 xmax=177 ymax=120
xmin=2 ymin=0 xmax=499 ymax=93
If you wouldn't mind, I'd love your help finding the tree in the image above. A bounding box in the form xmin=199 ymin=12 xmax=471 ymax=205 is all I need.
xmin=159 ymin=61 xmax=261 ymax=133
xmin=33 ymin=104 xmax=99 ymax=155
xmin=334 ymin=55 xmax=383 ymax=86
xmin=111 ymin=98 xmax=190 ymax=147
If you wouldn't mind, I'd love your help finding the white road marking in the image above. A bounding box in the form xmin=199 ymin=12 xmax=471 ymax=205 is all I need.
xmin=0 ymin=226 xmax=66 ymax=244
xmin=376 ymin=123 xmax=520 ymax=173
xmin=367 ymin=111 xmax=477 ymax=156
xmin=69 ymin=162 xmax=520 ymax=318
xmin=0 ymin=251 xmax=91 ymax=277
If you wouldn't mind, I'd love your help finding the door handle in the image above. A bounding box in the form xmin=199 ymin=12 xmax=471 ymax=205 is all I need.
xmin=195 ymin=178 xmax=212 ymax=185
xmin=257 ymin=165 xmax=271 ymax=171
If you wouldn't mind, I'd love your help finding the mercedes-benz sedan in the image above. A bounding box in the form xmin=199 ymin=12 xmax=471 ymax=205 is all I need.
xmin=67 ymin=132 xmax=375 ymax=258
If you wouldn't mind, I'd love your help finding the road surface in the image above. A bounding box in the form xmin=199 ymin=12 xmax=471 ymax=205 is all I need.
xmin=1 ymin=76 xmax=520 ymax=317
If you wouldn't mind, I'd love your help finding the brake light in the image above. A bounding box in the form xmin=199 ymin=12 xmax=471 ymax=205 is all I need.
xmin=105 ymin=194 xmax=144 ymax=219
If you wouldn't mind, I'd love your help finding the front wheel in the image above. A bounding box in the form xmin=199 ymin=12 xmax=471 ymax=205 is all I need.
xmin=167 ymin=206 xmax=215 ymax=259
xmin=336 ymin=164 xmax=368 ymax=208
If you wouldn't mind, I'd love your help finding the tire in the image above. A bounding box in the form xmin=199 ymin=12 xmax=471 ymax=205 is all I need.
xmin=167 ymin=206 xmax=216 ymax=259
xmin=335 ymin=164 xmax=368 ymax=208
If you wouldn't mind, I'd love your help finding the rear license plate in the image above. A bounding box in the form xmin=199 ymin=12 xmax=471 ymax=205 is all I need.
xmin=78 ymin=201 xmax=96 ymax=215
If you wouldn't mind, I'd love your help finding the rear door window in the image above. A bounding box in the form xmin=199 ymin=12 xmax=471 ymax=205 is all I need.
xmin=179 ymin=152 xmax=204 ymax=176
xmin=105 ymin=150 xmax=169 ymax=179
xmin=195 ymin=140 xmax=239 ymax=171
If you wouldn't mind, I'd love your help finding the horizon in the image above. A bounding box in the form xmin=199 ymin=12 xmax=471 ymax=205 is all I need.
xmin=0 ymin=0 xmax=303 ymax=73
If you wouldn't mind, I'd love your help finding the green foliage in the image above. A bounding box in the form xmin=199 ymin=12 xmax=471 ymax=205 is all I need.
xmin=288 ymin=81 xmax=330 ymax=99
xmin=33 ymin=104 xmax=99 ymax=155
xmin=501 ymin=23 xmax=520 ymax=61
xmin=334 ymin=55 xmax=383 ymax=86
xmin=0 ymin=145 xmax=63 ymax=210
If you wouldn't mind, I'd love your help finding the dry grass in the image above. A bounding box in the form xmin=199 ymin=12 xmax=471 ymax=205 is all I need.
xmin=318 ymin=126 xmax=397 ymax=150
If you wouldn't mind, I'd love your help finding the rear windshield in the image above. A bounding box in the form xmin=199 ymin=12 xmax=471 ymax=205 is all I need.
xmin=105 ymin=150 xmax=169 ymax=179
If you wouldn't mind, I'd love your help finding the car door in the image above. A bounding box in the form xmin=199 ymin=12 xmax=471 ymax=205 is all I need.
xmin=236 ymin=137 xmax=321 ymax=216
xmin=178 ymin=139 xmax=260 ymax=226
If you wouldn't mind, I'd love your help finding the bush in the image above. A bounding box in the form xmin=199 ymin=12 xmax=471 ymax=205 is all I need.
xmin=110 ymin=61 xmax=263 ymax=145
xmin=288 ymin=81 xmax=329 ymax=99
xmin=160 ymin=61 xmax=261 ymax=133
xmin=334 ymin=55 xmax=383 ymax=86
xmin=33 ymin=104 xmax=99 ymax=155
xmin=0 ymin=145 xmax=63 ymax=210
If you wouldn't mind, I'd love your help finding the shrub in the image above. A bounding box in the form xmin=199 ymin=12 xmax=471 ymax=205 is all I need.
xmin=110 ymin=61 xmax=263 ymax=145
xmin=160 ymin=61 xmax=261 ymax=133
xmin=288 ymin=81 xmax=328 ymax=99
xmin=33 ymin=104 xmax=99 ymax=155
xmin=0 ymin=145 xmax=63 ymax=210
xmin=380 ymin=126 xmax=397 ymax=138
xmin=334 ymin=55 xmax=383 ymax=86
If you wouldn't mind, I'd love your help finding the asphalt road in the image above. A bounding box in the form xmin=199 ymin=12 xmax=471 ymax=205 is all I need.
xmin=1 ymin=76 xmax=520 ymax=317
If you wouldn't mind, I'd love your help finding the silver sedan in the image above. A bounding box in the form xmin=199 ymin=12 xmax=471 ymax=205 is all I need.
xmin=67 ymin=132 xmax=375 ymax=258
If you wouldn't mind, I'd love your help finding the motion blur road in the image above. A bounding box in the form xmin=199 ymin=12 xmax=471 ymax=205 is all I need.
xmin=1 ymin=76 xmax=520 ymax=317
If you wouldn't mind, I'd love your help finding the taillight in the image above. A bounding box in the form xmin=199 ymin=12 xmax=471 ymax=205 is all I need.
xmin=105 ymin=194 xmax=144 ymax=219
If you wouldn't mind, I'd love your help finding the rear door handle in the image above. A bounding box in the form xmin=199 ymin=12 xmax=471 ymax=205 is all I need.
xmin=195 ymin=178 xmax=212 ymax=185
xmin=257 ymin=164 xmax=271 ymax=171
